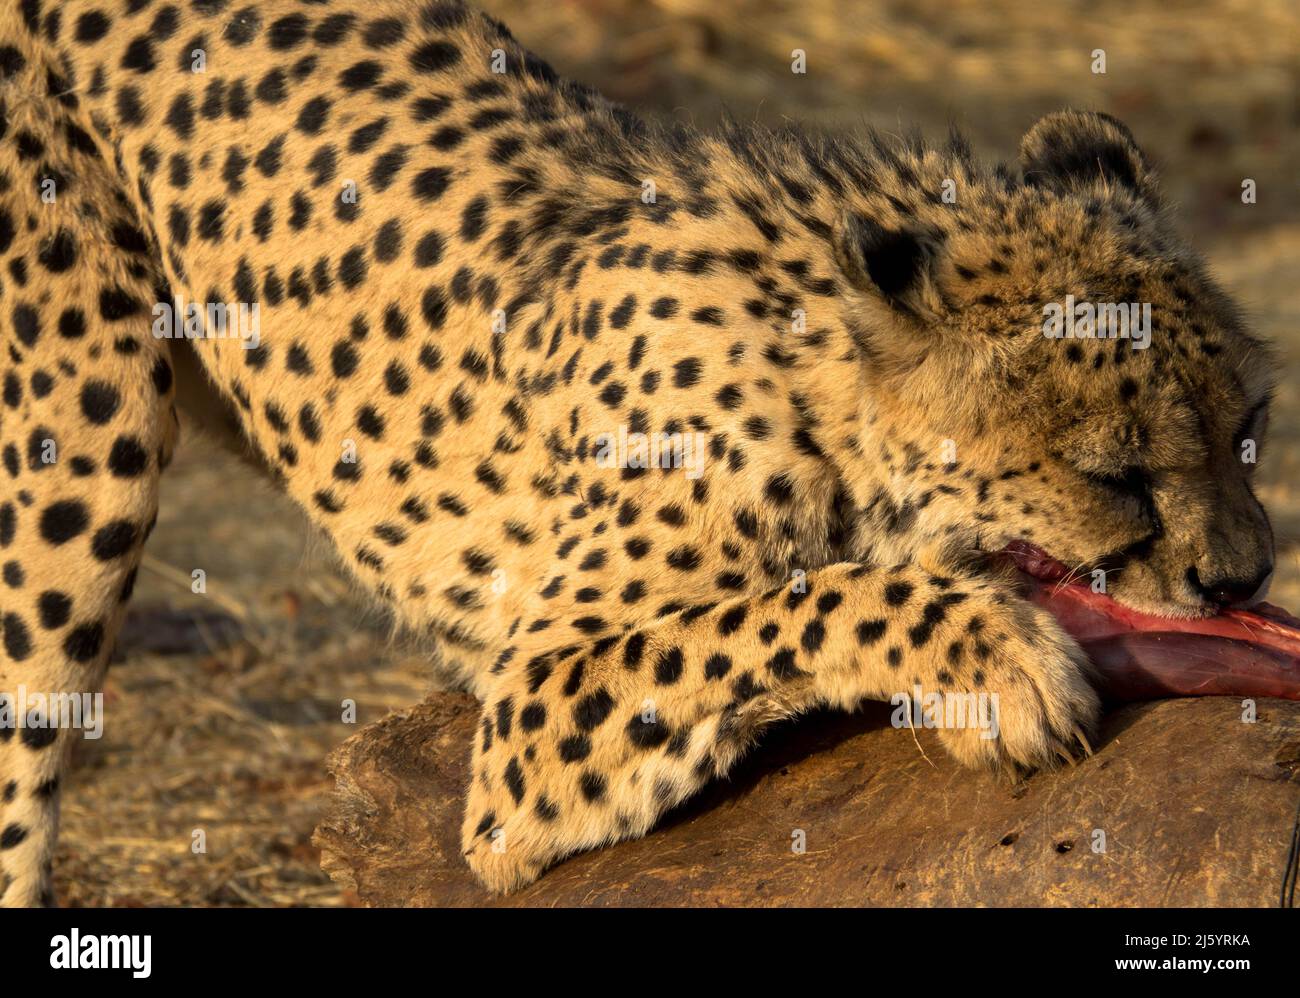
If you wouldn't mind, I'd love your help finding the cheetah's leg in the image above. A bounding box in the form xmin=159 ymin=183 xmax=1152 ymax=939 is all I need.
xmin=461 ymin=562 xmax=1100 ymax=892
xmin=0 ymin=108 xmax=176 ymax=906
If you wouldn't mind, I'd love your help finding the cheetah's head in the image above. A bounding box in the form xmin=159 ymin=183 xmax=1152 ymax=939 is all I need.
xmin=834 ymin=110 xmax=1276 ymax=618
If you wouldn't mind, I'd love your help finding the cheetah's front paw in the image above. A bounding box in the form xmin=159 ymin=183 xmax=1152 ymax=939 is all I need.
xmin=460 ymin=778 xmax=553 ymax=895
xmin=934 ymin=595 xmax=1100 ymax=775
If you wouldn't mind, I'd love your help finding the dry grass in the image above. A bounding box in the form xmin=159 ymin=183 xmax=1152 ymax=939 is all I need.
xmin=56 ymin=440 xmax=435 ymax=906
xmin=54 ymin=0 xmax=1300 ymax=905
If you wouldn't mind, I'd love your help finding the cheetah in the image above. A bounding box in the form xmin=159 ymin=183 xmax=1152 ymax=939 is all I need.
xmin=0 ymin=0 xmax=1276 ymax=905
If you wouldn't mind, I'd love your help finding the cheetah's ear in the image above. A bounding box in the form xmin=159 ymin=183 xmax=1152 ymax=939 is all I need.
xmin=1019 ymin=110 xmax=1158 ymax=204
xmin=833 ymin=214 xmax=943 ymax=319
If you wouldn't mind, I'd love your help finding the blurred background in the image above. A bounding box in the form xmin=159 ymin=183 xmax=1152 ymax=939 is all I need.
xmin=57 ymin=0 xmax=1300 ymax=905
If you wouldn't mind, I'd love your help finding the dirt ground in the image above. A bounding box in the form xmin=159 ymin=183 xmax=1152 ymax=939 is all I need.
xmin=55 ymin=0 xmax=1300 ymax=906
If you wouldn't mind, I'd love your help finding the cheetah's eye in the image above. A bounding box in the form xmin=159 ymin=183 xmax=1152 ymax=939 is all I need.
xmin=1083 ymin=467 xmax=1155 ymax=516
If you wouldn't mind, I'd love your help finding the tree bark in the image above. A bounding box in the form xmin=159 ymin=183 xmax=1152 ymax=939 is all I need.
xmin=314 ymin=694 xmax=1300 ymax=907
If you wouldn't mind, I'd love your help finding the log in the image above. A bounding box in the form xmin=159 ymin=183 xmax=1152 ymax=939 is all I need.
xmin=314 ymin=694 xmax=1300 ymax=906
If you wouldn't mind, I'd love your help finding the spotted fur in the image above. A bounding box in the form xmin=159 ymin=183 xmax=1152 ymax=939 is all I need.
xmin=0 ymin=0 xmax=1276 ymax=903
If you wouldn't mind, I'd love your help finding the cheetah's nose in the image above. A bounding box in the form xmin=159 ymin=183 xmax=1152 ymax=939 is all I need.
xmin=1189 ymin=565 xmax=1274 ymax=608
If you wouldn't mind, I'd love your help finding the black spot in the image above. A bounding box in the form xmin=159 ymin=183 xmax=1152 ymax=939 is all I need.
xmin=574 ymin=688 xmax=615 ymax=730
xmin=410 ymin=40 xmax=462 ymax=73
xmin=0 ymin=823 xmax=28 ymax=849
xmin=907 ymin=600 xmax=950 ymax=648
xmin=12 ymin=305 xmax=39 ymax=346
xmin=460 ymin=196 xmax=488 ymax=240
xmin=495 ymin=697 xmax=514 ymax=739
xmin=91 ymin=520 xmax=137 ymax=560
xmin=37 ymin=591 xmax=72 ymax=629
xmin=412 ymin=166 xmax=451 ymax=201
xmin=800 ymin=619 xmax=826 ymax=653
xmin=331 ymin=340 xmax=359 ymax=377
xmin=80 ymin=381 xmax=121 ymax=424
xmin=734 ymin=510 xmax=759 ymax=539
xmin=533 ymin=795 xmax=559 ymax=821
xmin=116 ymin=84 xmax=146 ymax=126
xmin=764 ymin=474 xmax=795 ymax=505
xmin=650 ymin=297 xmax=679 ymax=319
xmin=267 ymin=12 xmax=309 ymax=49
xmin=503 ymin=757 xmax=525 ymax=804
xmin=121 ymin=35 xmax=156 ymax=73
xmin=196 ymin=199 xmax=225 ymax=241
xmin=0 ymin=46 xmax=26 ymax=79
xmin=857 ymin=619 xmax=887 ymax=645
xmin=558 ymin=734 xmax=591 ymax=762
xmin=622 ymin=632 xmax=646 ymax=669
xmin=108 ymin=436 xmax=149 ymax=477
xmin=356 ymin=405 xmax=386 ymax=439
xmin=579 ymin=771 xmax=606 ymax=801
xmin=672 ymin=357 xmax=701 ymax=389
xmin=374 ymin=219 xmax=403 ymax=262
xmin=339 ymin=60 xmax=383 ymax=91
xmin=610 ymin=294 xmax=637 ymax=329
xmin=816 ymin=591 xmax=843 ymax=614
xmin=348 ymin=116 xmax=389 ymax=154
xmin=430 ymin=124 xmax=465 ymax=151
xmin=99 ymin=287 xmax=143 ymax=321
xmin=37 ymin=230 xmax=78 ymax=272
xmin=224 ymin=7 xmax=261 ymax=45
xmin=884 ymin=580 xmax=914 ymax=606
xmin=626 ymin=712 xmax=671 ymax=750
xmin=421 ymin=285 xmax=449 ymax=329
xmin=297 ymin=96 xmax=331 ymax=134
xmin=20 ymin=723 xmax=56 ymax=750
xmin=666 ymin=546 xmax=700 ymax=571
xmin=718 ymin=604 xmax=747 ymax=636
xmin=39 ymin=501 xmax=89 ymax=545
xmin=338 ymin=246 xmax=367 ymax=289
xmin=363 ymin=17 xmax=405 ymax=48
xmin=520 ymin=702 xmax=547 ymax=732
xmin=63 ymin=621 xmax=104 ymax=662
xmin=654 ymin=647 xmax=684 ymax=685
xmin=766 ymin=647 xmax=804 ymax=680
xmin=3 ymin=613 xmax=32 ymax=661
xmin=414 ymin=231 xmax=445 ymax=267
xmin=703 ymin=653 xmax=733 ymax=680
xmin=314 ymin=12 xmax=355 ymax=45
